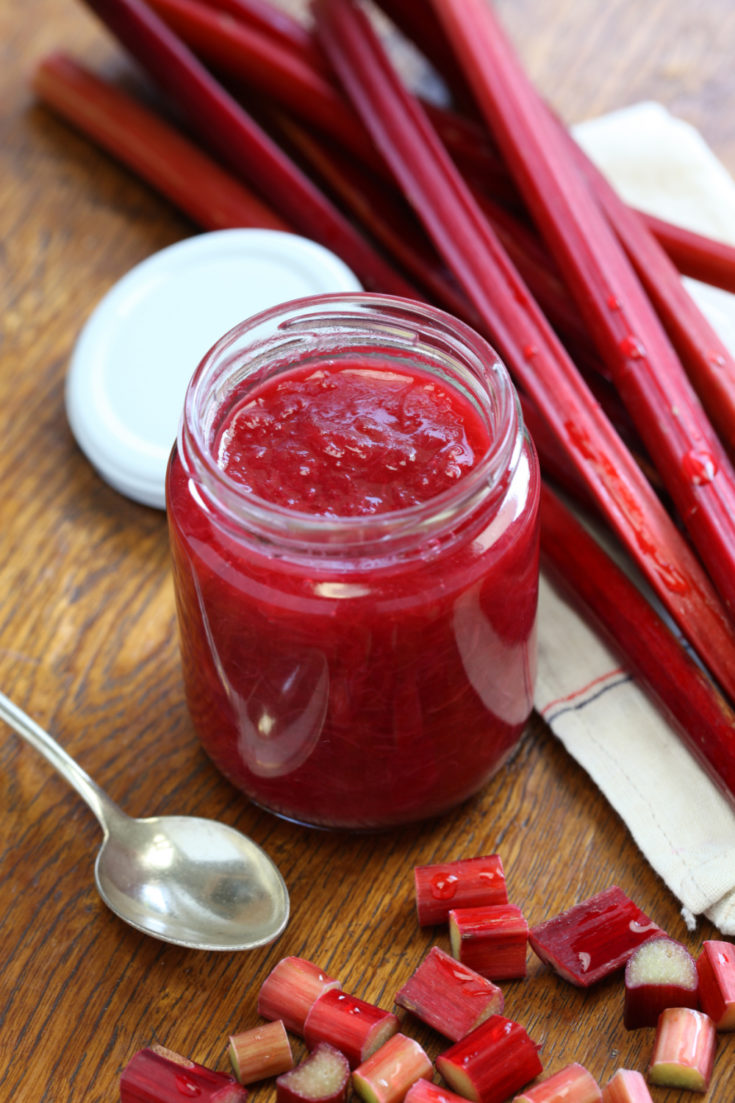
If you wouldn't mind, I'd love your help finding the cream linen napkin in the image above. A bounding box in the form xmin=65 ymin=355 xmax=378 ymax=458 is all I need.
xmin=534 ymin=102 xmax=735 ymax=935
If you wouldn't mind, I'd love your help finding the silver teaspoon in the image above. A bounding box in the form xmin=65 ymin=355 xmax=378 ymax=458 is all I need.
xmin=1 ymin=691 xmax=289 ymax=951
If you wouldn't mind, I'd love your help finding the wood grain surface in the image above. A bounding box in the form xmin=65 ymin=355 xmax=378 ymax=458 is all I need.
xmin=2 ymin=0 xmax=735 ymax=1099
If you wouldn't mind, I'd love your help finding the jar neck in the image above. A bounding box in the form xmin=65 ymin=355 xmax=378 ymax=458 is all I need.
xmin=176 ymin=293 xmax=525 ymax=560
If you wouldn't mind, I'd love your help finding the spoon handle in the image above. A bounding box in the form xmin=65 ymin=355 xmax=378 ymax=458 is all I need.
xmin=0 ymin=690 xmax=123 ymax=834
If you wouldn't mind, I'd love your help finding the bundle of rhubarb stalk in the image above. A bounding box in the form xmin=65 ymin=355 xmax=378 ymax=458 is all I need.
xmin=33 ymin=0 xmax=735 ymax=803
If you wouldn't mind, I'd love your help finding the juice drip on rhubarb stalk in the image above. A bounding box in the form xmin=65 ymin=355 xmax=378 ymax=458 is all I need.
xmin=682 ymin=449 xmax=717 ymax=486
xmin=215 ymin=361 xmax=489 ymax=515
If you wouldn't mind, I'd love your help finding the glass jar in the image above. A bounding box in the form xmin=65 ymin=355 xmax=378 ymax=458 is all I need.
xmin=166 ymin=293 xmax=540 ymax=830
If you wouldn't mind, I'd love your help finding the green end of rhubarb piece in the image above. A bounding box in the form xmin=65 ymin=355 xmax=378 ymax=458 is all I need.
xmin=648 ymin=1062 xmax=706 ymax=1092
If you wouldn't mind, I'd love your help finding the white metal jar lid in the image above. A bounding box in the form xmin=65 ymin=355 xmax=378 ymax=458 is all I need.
xmin=66 ymin=229 xmax=363 ymax=510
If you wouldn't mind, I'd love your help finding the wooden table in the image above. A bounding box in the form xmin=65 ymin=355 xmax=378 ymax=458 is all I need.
xmin=2 ymin=1 xmax=735 ymax=1099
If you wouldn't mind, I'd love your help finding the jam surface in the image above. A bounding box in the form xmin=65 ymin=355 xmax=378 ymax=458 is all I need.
xmin=215 ymin=361 xmax=489 ymax=515
xmin=167 ymin=355 xmax=540 ymax=829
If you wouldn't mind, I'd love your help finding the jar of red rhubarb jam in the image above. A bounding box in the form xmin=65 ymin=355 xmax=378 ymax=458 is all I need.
xmin=166 ymin=294 xmax=540 ymax=829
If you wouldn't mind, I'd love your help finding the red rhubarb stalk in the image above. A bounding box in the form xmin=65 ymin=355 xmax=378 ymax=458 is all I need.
xmin=156 ymin=0 xmax=732 ymax=424
xmin=644 ymin=211 xmax=735 ymax=295
xmin=395 ymin=945 xmax=504 ymax=1042
xmin=431 ymin=0 xmax=735 ymax=619
xmin=258 ymin=957 xmax=341 ymax=1036
xmin=414 ymin=854 xmax=508 ymax=926
xmin=696 ymin=940 xmax=735 ymax=1030
xmin=303 ymin=989 xmax=399 ymax=1068
xmin=270 ymin=115 xmax=481 ymax=326
xmin=623 ymin=938 xmax=699 ymax=1030
xmin=374 ymin=0 xmax=735 ymax=298
xmin=120 ymin=1045 xmax=248 ymax=1103
xmin=514 ymin=1063 xmax=601 ymax=1103
xmin=313 ymin=0 xmax=735 ymax=702
xmin=145 ymin=0 xmax=382 ymax=170
xmin=228 ymin=1020 xmax=293 ymax=1084
xmin=647 ymin=1007 xmax=717 ymax=1091
xmin=193 ymin=0 xmax=324 ymax=70
xmin=448 ymin=904 xmax=528 ymax=981
xmin=539 ymin=483 xmax=735 ymax=807
xmin=371 ymin=0 xmax=476 ymax=113
xmin=353 ymin=1033 xmax=433 ymax=1103
xmin=32 ymin=52 xmax=288 ymax=233
xmin=147 ymin=0 xmax=504 ymax=191
xmin=601 ymin=1070 xmax=654 ymax=1103
xmin=435 ymin=1015 xmax=542 ymax=1103
xmin=76 ymin=0 xmax=416 ymax=297
xmin=568 ymin=135 xmax=735 ymax=451
xmin=275 ymin=1043 xmax=350 ymax=1103
xmin=528 ymin=886 xmax=665 ymax=987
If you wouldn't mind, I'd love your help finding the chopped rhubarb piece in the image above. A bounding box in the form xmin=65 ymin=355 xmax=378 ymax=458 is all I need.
xmin=601 ymin=1070 xmax=654 ymax=1103
xmin=528 ymin=886 xmax=665 ymax=987
xmin=258 ymin=957 xmax=341 ymax=1036
xmin=414 ymin=855 xmax=507 ymax=926
xmin=623 ymin=938 xmax=699 ymax=1029
xmin=513 ymin=1062 xmax=601 ymax=1103
xmin=229 ymin=1020 xmax=293 ymax=1084
xmin=304 ymin=988 xmax=399 ymax=1068
xmin=435 ymin=1015 xmax=542 ymax=1103
xmin=405 ymin=1082 xmax=470 ymax=1103
xmin=395 ymin=945 xmax=504 ymax=1041
xmin=647 ymin=1007 xmax=716 ymax=1091
xmin=449 ymin=905 xmax=528 ymax=981
xmin=276 ymin=1043 xmax=350 ymax=1103
xmin=353 ymin=1033 xmax=433 ymax=1103
xmin=696 ymin=940 xmax=735 ymax=1030
xmin=120 ymin=1045 xmax=248 ymax=1102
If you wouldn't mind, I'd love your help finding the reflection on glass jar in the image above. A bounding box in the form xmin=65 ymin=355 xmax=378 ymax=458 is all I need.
xmin=166 ymin=293 xmax=540 ymax=829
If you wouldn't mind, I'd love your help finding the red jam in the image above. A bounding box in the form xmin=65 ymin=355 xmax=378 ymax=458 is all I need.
xmin=215 ymin=361 xmax=489 ymax=514
xmin=166 ymin=295 xmax=540 ymax=829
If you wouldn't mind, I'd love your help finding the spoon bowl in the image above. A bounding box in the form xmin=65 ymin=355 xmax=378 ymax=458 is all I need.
xmin=1 ymin=691 xmax=289 ymax=951
xmin=95 ymin=813 xmax=289 ymax=951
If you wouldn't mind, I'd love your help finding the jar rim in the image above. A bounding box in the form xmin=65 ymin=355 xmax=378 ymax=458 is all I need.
xmin=177 ymin=292 xmax=523 ymax=550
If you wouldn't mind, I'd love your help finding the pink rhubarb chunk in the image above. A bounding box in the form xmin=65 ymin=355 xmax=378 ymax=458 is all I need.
xmin=435 ymin=1015 xmax=542 ymax=1103
xmin=449 ymin=904 xmax=528 ymax=980
xmin=353 ymin=1032 xmax=433 ymax=1103
xmin=623 ymin=937 xmax=698 ymax=1029
xmin=696 ymin=939 xmax=735 ymax=1029
xmin=304 ymin=988 xmax=399 ymax=1068
xmin=647 ymin=1007 xmax=716 ymax=1091
xmin=528 ymin=886 xmax=665 ymax=986
xmin=120 ymin=1045 xmax=248 ymax=1103
xmin=405 ymin=1081 xmax=471 ymax=1103
xmin=258 ymin=957 xmax=341 ymax=1035
xmin=275 ymin=1042 xmax=350 ymax=1103
xmin=513 ymin=1062 xmax=600 ymax=1103
xmin=414 ymin=855 xmax=507 ymax=926
xmin=395 ymin=945 xmax=504 ymax=1041
xmin=601 ymin=1069 xmax=654 ymax=1103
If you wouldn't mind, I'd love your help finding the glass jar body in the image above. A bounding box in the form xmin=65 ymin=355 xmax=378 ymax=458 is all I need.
xmin=166 ymin=294 xmax=540 ymax=829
